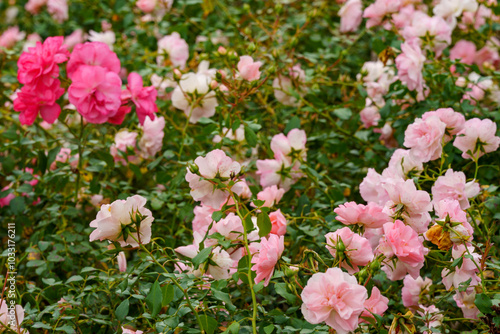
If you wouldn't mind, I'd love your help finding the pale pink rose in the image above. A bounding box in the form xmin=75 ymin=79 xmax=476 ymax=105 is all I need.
xmin=209 ymin=246 xmax=236 ymax=280
xmin=66 ymin=42 xmax=120 ymax=80
xmin=401 ymin=275 xmax=433 ymax=308
xmin=139 ymin=116 xmax=165 ymax=158
xmin=363 ymin=0 xmax=401 ymax=28
xmin=122 ymin=72 xmax=158 ymax=124
xmin=325 ymin=227 xmax=374 ymax=273
xmin=25 ymin=0 xmax=47 ymax=14
xmin=272 ymin=65 xmax=306 ymax=107
xmin=363 ymin=227 xmax=384 ymax=251
xmin=89 ymin=195 xmax=154 ymax=247
xmin=171 ymin=72 xmax=218 ymax=123
xmin=434 ymin=199 xmax=467 ymax=223
xmin=433 ymin=0 xmax=479 ymax=28
xmin=88 ymin=30 xmax=116 ymax=49
xmin=453 ymin=118 xmax=500 ymax=160
xmin=0 ymin=26 xmax=25 ymax=49
xmin=157 ymin=32 xmax=189 ymax=68
xmin=404 ymin=115 xmax=447 ymax=163
xmin=47 ymin=0 xmax=68 ymax=23
xmin=251 ymin=234 xmax=284 ymax=286
xmin=185 ymin=149 xmax=241 ymax=209
xmin=339 ymin=0 xmax=363 ymax=33
xmin=474 ymin=45 xmax=500 ymax=71
xmin=68 ymin=65 xmax=122 ymax=124
xmin=122 ymin=327 xmax=144 ymax=334
xmin=192 ymin=204 xmax=216 ymax=236
xmin=0 ymin=186 xmax=15 ymax=208
xmin=359 ymin=168 xmax=391 ymax=205
xmin=431 ymin=169 xmax=480 ymax=210
xmin=383 ymin=149 xmax=424 ymax=179
xmin=378 ymin=220 xmax=425 ymax=278
xmin=360 ymin=105 xmax=380 ymax=128
xmin=361 ymin=287 xmax=389 ymax=322
xmin=213 ymin=212 xmax=244 ymax=241
xmin=418 ymin=305 xmax=443 ymax=333
xmin=137 ymin=0 xmax=157 ymax=12
xmin=441 ymin=244 xmax=481 ymax=290
xmin=384 ymin=179 xmax=432 ymax=233
xmin=256 ymin=159 xmax=301 ymax=191
xmin=237 ymin=56 xmax=262 ymax=82
xmin=301 ymin=267 xmax=368 ymax=333
xmin=375 ymin=122 xmax=398 ymax=148
xmin=334 ymin=201 xmax=390 ymax=229
xmin=450 ymin=40 xmax=477 ymax=65
xmin=402 ymin=14 xmax=452 ymax=55
xmin=395 ymin=38 xmax=426 ymax=92
xmin=50 ymin=147 xmax=72 ymax=170
xmin=0 ymin=299 xmax=27 ymax=333
xmin=381 ymin=254 xmax=425 ymax=281
xmin=114 ymin=130 xmax=138 ymax=152
xmin=270 ymin=129 xmax=307 ymax=163
xmin=213 ymin=126 xmax=245 ymax=143
xmin=64 ymin=29 xmax=84 ymax=49
xmin=255 ymin=185 xmax=285 ymax=207
xmin=117 ymin=251 xmax=127 ymax=272
xmin=422 ymin=108 xmax=465 ymax=140
xmin=269 ymin=210 xmax=287 ymax=236
xmin=392 ymin=5 xmax=415 ymax=29
xmin=453 ymin=289 xmax=480 ymax=319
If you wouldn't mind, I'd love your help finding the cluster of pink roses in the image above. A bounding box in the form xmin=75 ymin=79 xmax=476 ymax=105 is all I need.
xmin=14 ymin=37 xmax=158 ymax=127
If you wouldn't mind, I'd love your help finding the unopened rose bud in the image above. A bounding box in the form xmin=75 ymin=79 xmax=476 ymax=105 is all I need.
xmin=217 ymin=46 xmax=227 ymax=55
xmin=217 ymin=70 xmax=227 ymax=80
xmin=189 ymin=163 xmax=199 ymax=174
xmin=267 ymin=65 xmax=276 ymax=74
xmin=210 ymin=80 xmax=218 ymax=90
xmin=173 ymin=69 xmax=182 ymax=80
xmin=455 ymin=77 xmax=466 ymax=87
xmin=275 ymin=3 xmax=283 ymax=14
xmin=243 ymin=4 xmax=251 ymax=12
xmin=248 ymin=42 xmax=256 ymax=53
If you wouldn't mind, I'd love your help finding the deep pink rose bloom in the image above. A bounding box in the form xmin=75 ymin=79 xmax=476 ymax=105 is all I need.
xmin=378 ymin=220 xmax=425 ymax=277
xmin=431 ymin=169 xmax=480 ymax=210
xmin=404 ymin=115 xmax=447 ymax=163
xmin=251 ymin=234 xmax=284 ymax=286
xmin=395 ymin=38 xmax=425 ymax=92
xmin=237 ymin=55 xmax=262 ymax=82
xmin=66 ymin=42 xmax=120 ymax=79
xmin=450 ymin=40 xmax=477 ymax=65
xmin=401 ymin=275 xmax=432 ymax=308
xmin=0 ymin=186 xmax=15 ymax=208
xmin=339 ymin=0 xmax=363 ymax=33
xmin=360 ymin=287 xmax=389 ymax=322
xmin=325 ymin=227 xmax=374 ymax=273
xmin=453 ymin=118 xmax=500 ymax=160
xmin=301 ymin=267 xmax=368 ymax=333
xmin=334 ymin=201 xmax=390 ymax=229
xmin=68 ymin=65 xmax=123 ymax=124
xmin=14 ymin=81 xmax=64 ymax=125
xmin=269 ymin=209 xmax=287 ymax=236
xmin=122 ymin=72 xmax=158 ymax=125
xmin=255 ymin=185 xmax=285 ymax=207
xmin=185 ymin=149 xmax=241 ymax=209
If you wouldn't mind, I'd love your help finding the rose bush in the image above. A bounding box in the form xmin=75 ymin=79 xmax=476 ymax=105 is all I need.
xmin=0 ymin=0 xmax=499 ymax=333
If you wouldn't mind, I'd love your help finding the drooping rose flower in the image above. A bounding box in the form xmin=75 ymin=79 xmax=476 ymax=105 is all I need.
xmin=269 ymin=209 xmax=287 ymax=236
xmin=251 ymin=234 xmax=284 ymax=286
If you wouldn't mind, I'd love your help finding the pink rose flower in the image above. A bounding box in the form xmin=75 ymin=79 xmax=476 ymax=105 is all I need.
xmin=401 ymin=275 xmax=433 ymax=308
xmin=114 ymin=130 xmax=138 ymax=152
xmin=301 ymin=267 xmax=368 ymax=333
xmin=404 ymin=115 xmax=447 ymax=163
xmin=251 ymin=234 xmax=284 ymax=286
xmin=269 ymin=209 xmax=287 ymax=236
xmin=270 ymin=128 xmax=307 ymax=163
xmin=334 ymin=201 xmax=390 ymax=229
xmin=360 ymin=105 xmax=380 ymax=128
xmin=139 ymin=116 xmax=165 ymax=158
xmin=68 ymin=65 xmax=123 ymax=124
xmin=136 ymin=0 xmax=157 ymax=12
xmin=117 ymin=251 xmax=127 ymax=272
xmin=359 ymin=168 xmax=391 ymax=205
xmin=474 ymin=45 xmax=500 ymax=72
xmin=122 ymin=327 xmax=144 ymax=334
xmin=185 ymin=149 xmax=241 ymax=209
xmin=383 ymin=149 xmax=424 ymax=179
xmin=255 ymin=185 xmax=285 ymax=207
xmin=361 ymin=286 xmax=389 ymax=321
xmin=14 ymin=81 xmax=64 ymax=125
xmin=453 ymin=289 xmax=480 ymax=319
xmin=212 ymin=212 xmax=244 ymax=241
xmin=422 ymin=108 xmax=465 ymax=140
xmin=450 ymin=40 xmax=477 ymax=65
xmin=0 ymin=299 xmax=27 ymax=334
xmin=256 ymin=159 xmax=301 ymax=191
xmin=89 ymin=195 xmax=154 ymax=247
xmin=237 ymin=55 xmax=262 ymax=81
xmin=0 ymin=186 xmax=15 ymax=208
xmin=50 ymin=147 xmax=72 ymax=170
xmin=391 ymin=5 xmax=415 ymax=29
xmin=395 ymin=38 xmax=426 ymax=92
xmin=192 ymin=204 xmax=216 ymax=236
xmin=431 ymin=169 xmax=480 ymax=210
xmin=64 ymin=29 xmax=85 ymax=49
xmin=25 ymin=0 xmax=46 ymax=14
xmin=442 ymin=244 xmax=481 ymax=290
xmin=157 ymin=32 xmax=189 ymax=69
xmin=325 ymin=227 xmax=374 ymax=273
xmin=339 ymin=0 xmax=363 ymax=33
xmin=122 ymin=72 xmax=158 ymax=125
xmin=47 ymin=0 xmax=68 ymax=23
xmin=66 ymin=42 xmax=120 ymax=80
xmin=453 ymin=118 xmax=500 ymax=160
xmin=402 ymin=14 xmax=452 ymax=56
xmin=418 ymin=305 xmax=443 ymax=333
xmin=0 ymin=26 xmax=25 ymax=49
xmin=363 ymin=227 xmax=384 ymax=251
xmin=378 ymin=220 xmax=425 ymax=279
xmin=272 ymin=65 xmax=306 ymax=107
xmin=363 ymin=0 xmax=401 ymax=28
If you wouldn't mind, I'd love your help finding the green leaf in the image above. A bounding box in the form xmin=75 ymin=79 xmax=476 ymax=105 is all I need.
xmin=275 ymin=283 xmax=296 ymax=303
xmin=10 ymin=196 xmax=26 ymax=215
xmin=244 ymin=125 xmax=258 ymax=147
xmin=264 ymin=324 xmax=275 ymax=334
xmin=115 ymin=299 xmax=129 ymax=321
xmin=212 ymin=211 xmax=224 ymax=222
xmin=47 ymin=146 xmax=62 ymax=170
xmin=333 ymin=108 xmax=352 ymax=120
xmin=162 ymin=284 xmax=175 ymax=306
xmin=37 ymin=150 xmax=47 ymax=175
xmin=66 ymin=275 xmax=84 ymax=283
xmin=192 ymin=247 xmax=212 ymax=269
xmin=284 ymin=116 xmax=301 ymax=134
xmin=146 ymin=280 xmax=163 ymax=317
xmin=475 ymin=293 xmax=493 ymax=314
xmin=199 ymin=315 xmax=218 ymax=334
xmin=225 ymin=322 xmax=240 ymax=334
xmin=257 ymin=212 xmax=272 ymax=237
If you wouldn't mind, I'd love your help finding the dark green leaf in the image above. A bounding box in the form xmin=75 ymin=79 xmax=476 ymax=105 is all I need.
xmin=257 ymin=212 xmax=272 ymax=237
xmin=115 ymin=299 xmax=129 ymax=321
xmin=146 ymin=280 xmax=163 ymax=317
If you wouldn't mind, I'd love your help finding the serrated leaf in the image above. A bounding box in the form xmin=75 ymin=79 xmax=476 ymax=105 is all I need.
xmin=257 ymin=212 xmax=272 ymax=237
xmin=146 ymin=280 xmax=163 ymax=317
xmin=115 ymin=299 xmax=129 ymax=321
